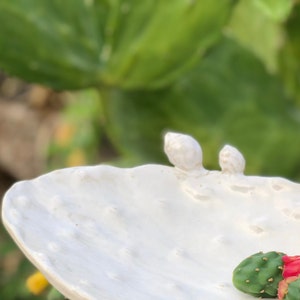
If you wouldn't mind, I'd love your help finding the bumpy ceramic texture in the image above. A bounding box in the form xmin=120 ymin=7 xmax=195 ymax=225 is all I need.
xmin=2 ymin=132 xmax=300 ymax=300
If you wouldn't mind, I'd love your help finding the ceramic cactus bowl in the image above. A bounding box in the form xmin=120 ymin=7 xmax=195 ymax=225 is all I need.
xmin=2 ymin=132 xmax=300 ymax=299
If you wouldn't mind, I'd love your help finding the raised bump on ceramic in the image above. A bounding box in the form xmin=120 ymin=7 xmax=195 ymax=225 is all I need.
xmin=164 ymin=132 xmax=203 ymax=171
xmin=219 ymin=144 xmax=245 ymax=174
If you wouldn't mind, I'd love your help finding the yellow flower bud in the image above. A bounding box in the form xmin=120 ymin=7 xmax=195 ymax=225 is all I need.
xmin=26 ymin=271 xmax=49 ymax=295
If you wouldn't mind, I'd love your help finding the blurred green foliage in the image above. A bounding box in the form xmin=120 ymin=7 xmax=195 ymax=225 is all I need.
xmin=0 ymin=0 xmax=235 ymax=90
xmin=48 ymin=89 xmax=102 ymax=169
xmin=0 ymin=223 xmax=46 ymax=300
xmin=103 ymin=37 xmax=300 ymax=178
xmin=1 ymin=0 xmax=300 ymax=299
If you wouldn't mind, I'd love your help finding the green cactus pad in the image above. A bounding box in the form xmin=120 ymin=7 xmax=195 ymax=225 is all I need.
xmin=0 ymin=0 xmax=236 ymax=90
xmin=284 ymin=277 xmax=300 ymax=300
xmin=232 ymin=251 xmax=285 ymax=298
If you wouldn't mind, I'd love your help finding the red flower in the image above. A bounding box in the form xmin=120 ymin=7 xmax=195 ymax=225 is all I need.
xmin=282 ymin=255 xmax=300 ymax=278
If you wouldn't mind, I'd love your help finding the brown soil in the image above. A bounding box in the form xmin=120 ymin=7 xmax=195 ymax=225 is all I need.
xmin=0 ymin=72 xmax=66 ymax=199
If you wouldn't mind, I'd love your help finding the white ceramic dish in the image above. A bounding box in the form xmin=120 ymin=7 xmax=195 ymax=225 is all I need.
xmin=2 ymin=132 xmax=300 ymax=299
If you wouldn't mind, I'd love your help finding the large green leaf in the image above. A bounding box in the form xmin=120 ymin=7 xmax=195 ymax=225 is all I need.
xmin=279 ymin=4 xmax=300 ymax=105
xmin=227 ymin=0 xmax=285 ymax=72
xmin=0 ymin=0 xmax=108 ymax=89
xmin=0 ymin=0 xmax=236 ymax=90
xmin=102 ymin=37 xmax=300 ymax=179
xmin=254 ymin=0 xmax=294 ymax=21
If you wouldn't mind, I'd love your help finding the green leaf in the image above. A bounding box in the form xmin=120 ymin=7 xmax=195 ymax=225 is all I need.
xmin=102 ymin=37 xmax=300 ymax=179
xmin=226 ymin=0 xmax=283 ymax=72
xmin=0 ymin=0 xmax=108 ymax=90
xmin=0 ymin=0 xmax=236 ymax=90
xmin=279 ymin=4 xmax=300 ymax=105
xmin=254 ymin=0 xmax=294 ymax=21
xmin=101 ymin=0 xmax=237 ymax=89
